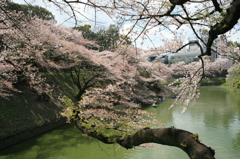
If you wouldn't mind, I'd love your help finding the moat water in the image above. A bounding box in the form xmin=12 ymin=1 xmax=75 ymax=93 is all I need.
xmin=0 ymin=86 xmax=240 ymax=159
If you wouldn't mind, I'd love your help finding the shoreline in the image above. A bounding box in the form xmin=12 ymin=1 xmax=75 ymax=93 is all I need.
xmin=0 ymin=119 xmax=66 ymax=150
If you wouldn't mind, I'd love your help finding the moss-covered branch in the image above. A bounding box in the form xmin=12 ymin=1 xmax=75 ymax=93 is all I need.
xmin=73 ymin=118 xmax=215 ymax=159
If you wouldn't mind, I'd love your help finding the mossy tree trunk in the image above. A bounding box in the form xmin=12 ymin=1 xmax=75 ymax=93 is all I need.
xmin=74 ymin=119 xmax=215 ymax=159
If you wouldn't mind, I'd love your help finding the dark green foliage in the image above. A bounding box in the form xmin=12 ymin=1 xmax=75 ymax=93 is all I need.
xmin=139 ymin=71 xmax=151 ymax=78
xmin=74 ymin=24 xmax=131 ymax=51
xmin=43 ymin=50 xmax=72 ymax=63
xmin=74 ymin=24 xmax=97 ymax=40
xmin=5 ymin=1 xmax=55 ymax=21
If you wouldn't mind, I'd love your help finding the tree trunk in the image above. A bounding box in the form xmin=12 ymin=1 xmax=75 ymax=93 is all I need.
xmin=74 ymin=120 xmax=215 ymax=159
xmin=76 ymin=90 xmax=85 ymax=101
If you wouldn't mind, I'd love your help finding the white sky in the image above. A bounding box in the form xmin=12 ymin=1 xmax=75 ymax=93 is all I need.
xmin=12 ymin=0 xmax=114 ymax=27
xmin=11 ymin=0 xmax=240 ymax=50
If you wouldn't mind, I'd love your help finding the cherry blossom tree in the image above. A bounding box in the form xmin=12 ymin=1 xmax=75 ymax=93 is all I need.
xmin=61 ymin=43 xmax=216 ymax=159
xmin=2 ymin=0 xmax=240 ymax=158
xmin=70 ymin=57 xmax=110 ymax=101
xmin=0 ymin=2 xmax=99 ymax=98
xmin=0 ymin=2 xmax=48 ymax=98
xmin=18 ymin=0 xmax=240 ymax=106
xmin=171 ymin=58 xmax=231 ymax=78
xmin=54 ymin=0 xmax=239 ymax=157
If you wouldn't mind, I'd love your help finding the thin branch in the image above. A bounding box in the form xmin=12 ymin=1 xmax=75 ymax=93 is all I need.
xmin=181 ymin=4 xmax=206 ymax=47
xmin=64 ymin=1 xmax=78 ymax=27
xmin=133 ymin=18 xmax=152 ymax=42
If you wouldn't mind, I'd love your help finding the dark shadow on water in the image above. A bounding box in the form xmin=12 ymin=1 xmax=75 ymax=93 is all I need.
xmin=0 ymin=124 xmax=94 ymax=157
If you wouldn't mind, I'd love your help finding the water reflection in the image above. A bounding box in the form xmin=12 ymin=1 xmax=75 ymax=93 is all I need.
xmin=0 ymin=125 xmax=92 ymax=159
xmin=146 ymin=86 xmax=240 ymax=159
xmin=0 ymin=86 xmax=240 ymax=159
xmin=233 ymin=132 xmax=240 ymax=151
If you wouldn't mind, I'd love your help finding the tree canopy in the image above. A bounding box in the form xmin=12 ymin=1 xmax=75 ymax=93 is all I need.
xmin=5 ymin=1 xmax=55 ymax=21
xmin=74 ymin=24 xmax=131 ymax=51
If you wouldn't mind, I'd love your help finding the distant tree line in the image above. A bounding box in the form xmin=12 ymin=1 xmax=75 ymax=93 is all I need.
xmin=74 ymin=24 xmax=132 ymax=51
xmin=4 ymin=1 xmax=55 ymax=21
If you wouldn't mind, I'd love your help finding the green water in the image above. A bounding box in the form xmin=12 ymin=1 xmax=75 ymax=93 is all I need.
xmin=0 ymin=86 xmax=240 ymax=159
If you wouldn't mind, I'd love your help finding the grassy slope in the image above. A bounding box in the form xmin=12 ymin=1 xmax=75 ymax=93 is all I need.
xmin=0 ymin=72 xmax=78 ymax=140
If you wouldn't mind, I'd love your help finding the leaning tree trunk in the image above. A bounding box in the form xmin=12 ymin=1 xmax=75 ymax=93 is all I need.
xmin=74 ymin=120 xmax=215 ymax=159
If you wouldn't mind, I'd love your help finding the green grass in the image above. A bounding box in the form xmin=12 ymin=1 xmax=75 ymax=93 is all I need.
xmin=42 ymin=72 xmax=78 ymax=101
xmin=221 ymin=82 xmax=229 ymax=86
xmin=0 ymin=71 xmax=78 ymax=139
xmin=200 ymin=78 xmax=226 ymax=84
